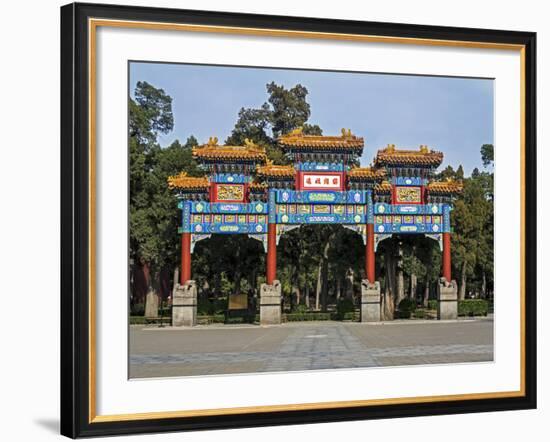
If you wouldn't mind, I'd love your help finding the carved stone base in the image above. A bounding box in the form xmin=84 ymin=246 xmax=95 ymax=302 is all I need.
xmin=144 ymin=290 xmax=159 ymax=319
xmin=172 ymin=280 xmax=197 ymax=327
xmin=437 ymin=278 xmax=458 ymax=320
xmin=260 ymin=280 xmax=281 ymax=325
xmin=361 ymin=280 xmax=381 ymax=322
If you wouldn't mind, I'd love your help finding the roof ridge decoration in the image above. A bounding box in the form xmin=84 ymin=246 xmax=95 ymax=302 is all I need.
xmin=427 ymin=178 xmax=464 ymax=195
xmin=167 ymin=172 xmax=209 ymax=190
xmin=374 ymin=144 xmax=444 ymax=167
xmin=256 ymin=159 xmax=296 ymax=178
xmin=348 ymin=166 xmax=387 ymax=181
xmin=277 ymin=127 xmax=364 ymax=151
xmin=375 ymin=180 xmax=392 ymax=193
xmin=192 ymin=137 xmax=267 ymax=162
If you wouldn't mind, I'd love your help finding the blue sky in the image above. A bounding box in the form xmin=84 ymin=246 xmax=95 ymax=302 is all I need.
xmin=130 ymin=62 xmax=494 ymax=176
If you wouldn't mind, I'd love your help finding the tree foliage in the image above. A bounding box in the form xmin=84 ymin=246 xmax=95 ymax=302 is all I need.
xmin=225 ymin=82 xmax=322 ymax=164
xmin=130 ymin=81 xmax=201 ymax=301
xmin=481 ymin=143 xmax=494 ymax=167
xmin=438 ymin=162 xmax=494 ymax=299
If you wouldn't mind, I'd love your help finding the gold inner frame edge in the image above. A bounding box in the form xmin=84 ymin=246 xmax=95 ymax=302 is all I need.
xmin=87 ymin=17 xmax=527 ymax=424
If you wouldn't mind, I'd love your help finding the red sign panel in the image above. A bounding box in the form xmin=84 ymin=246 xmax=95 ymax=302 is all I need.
xmin=299 ymin=172 xmax=344 ymax=190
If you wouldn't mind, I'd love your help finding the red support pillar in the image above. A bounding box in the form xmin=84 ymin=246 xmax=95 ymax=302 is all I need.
xmin=442 ymin=232 xmax=451 ymax=282
xmin=366 ymin=223 xmax=375 ymax=283
xmin=180 ymin=232 xmax=191 ymax=285
xmin=266 ymin=223 xmax=277 ymax=285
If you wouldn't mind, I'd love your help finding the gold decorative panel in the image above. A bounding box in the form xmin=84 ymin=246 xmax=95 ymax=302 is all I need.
xmin=395 ymin=186 xmax=422 ymax=203
xmin=216 ymin=184 xmax=244 ymax=201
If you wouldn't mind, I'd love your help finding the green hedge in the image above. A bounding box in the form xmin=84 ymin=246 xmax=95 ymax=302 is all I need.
xmin=284 ymin=312 xmax=331 ymax=322
xmin=197 ymin=314 xmax=261 ymax=325
xmin=397 ymin=298 xmax=417 ymax=319
xmin=130 ymin=303 xmax=145 ymax=316
xmin=197 ymin=314 xmax=226 ymax=325
xmin=224 ymin=314 xmax=259 ymax=324
xmin=458 ymin=299 xmax=488 ymax=316
xmin=427 ymin=300 xmax=438 ymax=311
xmin=425 ymin=300 xmax=489 ymax=316
xmin=129 ymin=316 xmax=170 ymax=325
xmin=292 ymin=304 xmax=309 ymax=314
xmin=335 ymin=298 xmax=355 ymax=320
xmin=413 ymin=309 xmax=426 ymax=319
xmin=338 ymin=311 xmax=358 ymax=321
xmin=224 ymin=316 xmax=246 ymax=324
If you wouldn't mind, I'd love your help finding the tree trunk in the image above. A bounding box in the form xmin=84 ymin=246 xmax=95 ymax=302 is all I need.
xmin=248 ymin=267 xmax=257 ymax=293
xmin=346 ymin=268 xmax=354 ymax=301
xmin=410 ymin=273 xmax=417 ymax=301
xmin=459 ymin=260 xmax=467 ymax=300
xmin=305 ymin=285 xmax=310 ymax=308
xmin=321 ymin=257 xmax=329 ymax=312
xmin=381 ymin=243 xmax=396 ymax=320
xmin=481 ymin=272 xmax=487 ymax=299
xmin=295 ymin=286 xmax=301 ymax=305
xmin=315 ymin=261 xmax=322 ymax=311
xmin=131 ymin=261 xmax=151 ymax=305
xmin=234 ymin=271 xmax=241 ymax=295
xmin=395 ymin=242 xmax=405 ymax=306
xmin=213 ymin=272 xmax=221 ymax=300
xmin=287 ymin=264 xmax=294 ymax=311
xmin=336 ymin=277 xmax=342 ymax=301
xmin=320 ymin=232 xmax=336 ymax=312
xmin=234 ymin=243 xmax=241 ymax=295
xmin=321 ymin=234 xmax=334 ymax=312
xmin=423 ymin=274 xmax=430 ymax=307
xmin=143 ymin=261 xmax=151 ymax=289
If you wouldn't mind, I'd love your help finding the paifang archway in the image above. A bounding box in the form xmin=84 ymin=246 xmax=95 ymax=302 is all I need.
xmin=168 ymin=128 xmax=462 ymax=326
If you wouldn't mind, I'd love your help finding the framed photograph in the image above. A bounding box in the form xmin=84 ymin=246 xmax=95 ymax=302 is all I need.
xmin=60 ymin=2 xmax=536 ymax=438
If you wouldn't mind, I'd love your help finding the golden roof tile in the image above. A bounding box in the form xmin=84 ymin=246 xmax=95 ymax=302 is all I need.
xmin=375 ymin=144 xmax=444 ymax=167
xmin=193 ymin=137 xmax=267 ymax=162
xmin=375 ymin=180 xmax=392 ymax=194
xmin=167 ymin=172 xmax=209 ymax=191
xmin=255 ymin=160 xmax=296 ymax=179
xmin=427 ymin=179 xmax=464 ymax=195
xmin=348 ymin=166 xmax=387 ymax=181
xmin=278 ymin=127 xmax=364 ymax=150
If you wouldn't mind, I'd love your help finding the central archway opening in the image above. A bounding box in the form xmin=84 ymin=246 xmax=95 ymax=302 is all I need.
xmin=192 ymin=234 xmax=265 ymax=322
xmin=277 ymin=224 xmax=365 ymax=319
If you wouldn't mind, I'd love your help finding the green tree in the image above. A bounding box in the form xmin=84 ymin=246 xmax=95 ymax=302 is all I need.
xmin=226 ymin=82 xmax=322 ymax=165
xmin=130 ymin=81 xmax=174 ymax=146
xmin=225 ymin=104 xmax=272 ymax=147
xmin=481 ymin=143 xmax=494 ymax=167
xmin=450 ymin=150 xmax=494 ymax=299
xmin=267 ymin=82 xmax=311 ymax=137
xmin=130 ymin=81 xmax=206 ymax=305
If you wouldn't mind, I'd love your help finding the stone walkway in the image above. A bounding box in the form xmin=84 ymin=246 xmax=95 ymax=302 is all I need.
xmin=129 ymin=319 xmax=493 ymax=378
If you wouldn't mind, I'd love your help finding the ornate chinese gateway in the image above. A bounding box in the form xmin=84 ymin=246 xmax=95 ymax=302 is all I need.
xmin=168 ymin=128 xmax=462 ymax=325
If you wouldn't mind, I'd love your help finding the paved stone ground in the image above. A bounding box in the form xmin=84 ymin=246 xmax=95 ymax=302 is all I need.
xmin=129 ymin=318 xmax=493 ymax=378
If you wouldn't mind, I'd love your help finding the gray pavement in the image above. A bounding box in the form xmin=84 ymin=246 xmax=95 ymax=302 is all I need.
xmin=129 ymin=318 xmax=493 ymax=378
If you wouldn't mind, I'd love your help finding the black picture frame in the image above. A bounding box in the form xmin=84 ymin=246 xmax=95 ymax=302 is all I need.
xmin=60 ymin=2 xmax=537 ymax=438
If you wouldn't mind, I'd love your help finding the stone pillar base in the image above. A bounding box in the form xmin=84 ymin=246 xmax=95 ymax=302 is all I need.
xmin=172 ymin=280 xmax=197 ymax=327
xmin=144 ymin=290 xmax=159 ymax=319
xmin=437 ymin=277 xmax=458 ymax=320
xmin=361 ymin=280 xmax=381 ymax=322
xmin=260 ymin=280 xmax=281 ymax=325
